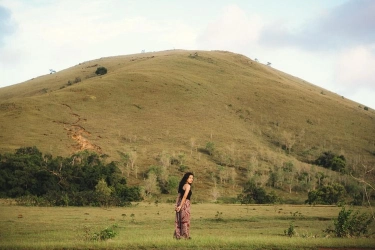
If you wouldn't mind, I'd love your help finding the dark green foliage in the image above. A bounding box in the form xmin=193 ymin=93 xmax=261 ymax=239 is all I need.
xmin=305 ymin=183 xmax=345 ymax=205
xmin=92 ymin=224 xmax=118 ymax=241
xmin=166 ymin=176 xmax=179 ymax=194
xmin=95 ymin=66 xmax=107 ymax=75
xmin=315 ymin=151 xmax=346 ymax=172
xmin=284 ymin=222 xmax=295 ymax=237
xmin=0 ymin=147 xmax=141 ymax=206
xmin=238 ymin=180 xmax=279 ymax=204
xmin=350 ymin=193 xmax=364 ymax=206
xmin=324 ymin=206 xmax=373 ymax=237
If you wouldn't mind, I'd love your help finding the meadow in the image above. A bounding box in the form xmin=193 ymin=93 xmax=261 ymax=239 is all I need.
xmin=1 ymin=201 xmax=374 ymax=250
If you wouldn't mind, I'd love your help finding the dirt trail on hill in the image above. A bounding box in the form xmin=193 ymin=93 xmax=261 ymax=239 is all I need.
xmin=54 ymin=104 xmax=102 ymax=153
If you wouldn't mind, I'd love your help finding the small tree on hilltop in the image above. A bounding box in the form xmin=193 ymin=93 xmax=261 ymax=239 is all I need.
xmin=95 ymin=67 xmax=107 ymax=75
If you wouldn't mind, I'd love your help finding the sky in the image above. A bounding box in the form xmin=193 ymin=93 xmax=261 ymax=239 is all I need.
xmin=1 ymin=0 xmax=374 ymax=109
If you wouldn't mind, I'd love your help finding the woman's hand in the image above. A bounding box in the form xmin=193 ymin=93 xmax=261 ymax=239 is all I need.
xmin=175 ymin=206 xmax=181 ymax=212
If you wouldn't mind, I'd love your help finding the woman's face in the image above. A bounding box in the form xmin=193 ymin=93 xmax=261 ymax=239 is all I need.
xmin=187 ymin=175 xmax=194 ymax=184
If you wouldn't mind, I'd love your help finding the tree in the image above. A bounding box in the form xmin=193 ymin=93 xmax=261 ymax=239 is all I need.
xmin=238 ymin=180 xmax=279 ymax=204
xmin=95 ymin=178 xmax=112 ymax=207
xmin=166 ymin=176 xmax=179 ymax=194
xmin=325 ymin=206 xmax=373 ymax=237
xmin=282 ymin=131 xmax=295 ymax=154
xmin=315 ymin=151 xmax=346 ymax=172
xmin=267 ymin=166 xmax=281 ymax=188
xmin=282 ymin=161 xmax=295 ymax=193
xmin=205 ymin=141 xmax=215 ymax=156
xmin=0 ymin=147 xmax=142 ymax=206
xmin=129 ymin=151 xmax=137 ymax=170
xmin=143 ymin=172 xmax=159 ymax=197
xmin=305 ymin=183 xmax=345 ymax=205
xmin=117 ymin=151 xmax=130 ymax=176
xmin=95 ymin=67 xmax=107 ymax=75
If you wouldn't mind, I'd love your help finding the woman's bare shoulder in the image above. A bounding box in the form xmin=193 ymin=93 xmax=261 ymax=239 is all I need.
xmin=183 ymin=183 xmax=191 ymax=191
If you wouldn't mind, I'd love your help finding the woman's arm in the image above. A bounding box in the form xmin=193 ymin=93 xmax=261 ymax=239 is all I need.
xmin=176 ymin=184 xmax=190 ymax=212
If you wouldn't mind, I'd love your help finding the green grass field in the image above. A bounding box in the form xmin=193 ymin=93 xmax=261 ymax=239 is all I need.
xmin=1 ymin=201 xmax=374 ymax=249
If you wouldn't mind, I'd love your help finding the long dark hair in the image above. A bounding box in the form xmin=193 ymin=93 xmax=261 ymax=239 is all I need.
xmin=178 ymin=172 xmax=194 ymax=193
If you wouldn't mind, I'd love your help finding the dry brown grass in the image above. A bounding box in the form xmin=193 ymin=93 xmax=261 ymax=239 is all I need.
xmin=0 ymin=49 xmax=374 ymax=197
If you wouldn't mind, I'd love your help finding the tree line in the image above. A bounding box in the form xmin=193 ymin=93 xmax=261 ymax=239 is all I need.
xmin=0 ymin=147 xmax=141 ymax=206
xmin=0 ymin=146 xmax=369 ymax=207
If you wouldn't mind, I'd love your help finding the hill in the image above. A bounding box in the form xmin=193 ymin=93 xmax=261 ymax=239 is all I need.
xmin=1 ymin=50 xmax=374 ymax=202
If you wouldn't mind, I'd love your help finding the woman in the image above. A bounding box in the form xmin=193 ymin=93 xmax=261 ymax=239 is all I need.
xmin=174 ymin=172 xmax=194 ymax=239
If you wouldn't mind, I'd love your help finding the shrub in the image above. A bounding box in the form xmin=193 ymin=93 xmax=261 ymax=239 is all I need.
xmin=95 ymin=67 xmax=107 ymax=75
xmin=305 ymin=183 xmax=345 ymax=205
xmin=324 ymin=206 xmax=373 ymax=237
xmin=74 ymin=77 xmax=81 ymax=83
xmin=92 ymin=224 xmax=118 ymax=241
xmin=315 ymin=151 xmax=346 ymax=172
xmin=205 ymin=141 xmax=215 ymax=155
xmin=284 ymin=222 xmax=296 ymax=237
xmin=238 ymin=181 xmax=280 ymax=204
xmin=166 ymin=176 xmax=179 ymax=194
xmin=364 ymin=106 xmax=369 ymax=111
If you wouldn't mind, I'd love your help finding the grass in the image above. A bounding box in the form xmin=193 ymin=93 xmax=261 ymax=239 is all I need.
xmin=1 ymin=202 xmax=374 ymax=249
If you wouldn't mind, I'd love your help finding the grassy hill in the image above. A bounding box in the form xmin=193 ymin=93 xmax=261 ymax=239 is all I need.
xmin=1 ymin=50 xmax=374 ymax=202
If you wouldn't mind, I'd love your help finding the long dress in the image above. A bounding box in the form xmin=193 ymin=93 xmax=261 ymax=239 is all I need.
xmin=174 ymin=189 xmax=192 ymax=239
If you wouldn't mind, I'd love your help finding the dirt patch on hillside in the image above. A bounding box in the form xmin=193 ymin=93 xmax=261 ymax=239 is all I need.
xmin=54 ymin=104 xmax=102 ymax=153
xmin=66 ymin=124 xmax=102 ymax=152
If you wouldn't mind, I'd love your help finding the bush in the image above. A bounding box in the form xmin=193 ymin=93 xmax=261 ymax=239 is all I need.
xmin=305 ymin=183 xmax=345 ymax=205
xmin=315 ymin=151 xmax=346 ymax=172
xmin=95 ymin=67 xmax=107 ymax=75
xmin=324 ymin=206 xmax=373 ymax=237
xmin=92 ymin=224 xmax=118 ymax=241
xmin=74 ymin=77 xmax=81 ymax=83
xmin=238 ymin=181 xmax=280 ymax=204
xmin=284 ymin=222 xmax=296 ymax=237
xmin=205 ymin=141 xmax=215 ymax=155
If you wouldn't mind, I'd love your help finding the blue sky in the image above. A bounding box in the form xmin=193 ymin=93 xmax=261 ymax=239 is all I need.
xmin=1 ymin=0 xmax=374 ymax=109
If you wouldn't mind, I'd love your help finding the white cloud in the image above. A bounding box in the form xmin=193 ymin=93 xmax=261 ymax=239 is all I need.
xmin=332 ymin=45 xmax=375 ymax=109
xmin=334 ymin=46 xmax=375 ymax=90
xmin=0 ymin=0 xmax=198 ymax=86
xmin=197 ymin=5 xmax=263 ymax=51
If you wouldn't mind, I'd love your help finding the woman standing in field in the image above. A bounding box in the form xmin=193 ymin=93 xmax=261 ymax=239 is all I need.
xmin=174 ymin=172 xmax=194 ymax=239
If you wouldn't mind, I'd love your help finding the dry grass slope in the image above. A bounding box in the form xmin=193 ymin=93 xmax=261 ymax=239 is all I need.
xmin=0 ymin=50 xmax=374 ymax=198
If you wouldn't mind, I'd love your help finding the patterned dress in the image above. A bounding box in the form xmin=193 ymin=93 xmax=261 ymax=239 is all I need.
xmin=174 ymin=188 xmax=192 ymax=239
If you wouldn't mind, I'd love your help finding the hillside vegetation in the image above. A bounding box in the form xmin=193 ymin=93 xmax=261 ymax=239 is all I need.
xmin=0 ymin=50 xmax=374 ymax=202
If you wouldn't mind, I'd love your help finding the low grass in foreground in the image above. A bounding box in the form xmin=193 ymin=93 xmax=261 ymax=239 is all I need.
xmin=0 ymin=201 xmax=374 ymax=249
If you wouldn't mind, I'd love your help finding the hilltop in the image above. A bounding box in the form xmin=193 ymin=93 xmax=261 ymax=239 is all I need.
xmin=1 ymin=50 xmax=374 ymax=202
